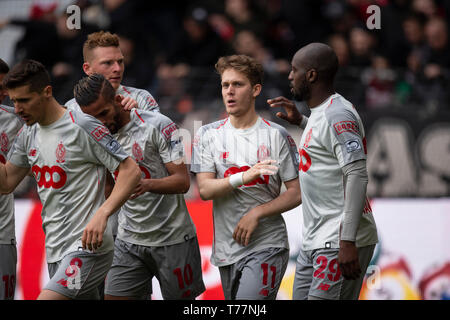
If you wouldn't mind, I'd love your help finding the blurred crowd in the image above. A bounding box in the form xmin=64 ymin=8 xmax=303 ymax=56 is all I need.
xmin=1 ymin=0 xmax=450 ymax=122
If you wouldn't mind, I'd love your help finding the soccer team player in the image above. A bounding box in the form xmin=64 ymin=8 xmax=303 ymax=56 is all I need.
xmin=0 ymin=30 xmax=377 ymax=300
xmin=0 ymin=59 xmax=22 ymax=300
xmin=73 ymin=73 xmax=205 ymax=300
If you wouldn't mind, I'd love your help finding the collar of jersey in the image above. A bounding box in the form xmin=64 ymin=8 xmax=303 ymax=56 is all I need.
xmin=225 ymin=116 xmax=261 ymax=134
xmin=310 ymin=93 xmax=340 ymax=114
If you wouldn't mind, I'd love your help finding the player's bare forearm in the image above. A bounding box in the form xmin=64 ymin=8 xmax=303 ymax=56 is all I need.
xmin=251 ymin=177 xmax=301 ymax=220
xmin=131 ymin=161 xmax=189 ymax=198
xmin=233 ymin=178 xmax=301 ymax=246
xmin=82 ymin=157 xmax=140 ymax=250
xmin=196 ymin=160 xmax=279 ymax=200
xmin=338 ymin=240 xmax=361 ymax=280
xmin=100 ymin=157 xmax=140 ymax=215
xmin=196 ymin=172 xmax=234 ymax=200
xmin=0 ymin=162 xmax=29 ymax=194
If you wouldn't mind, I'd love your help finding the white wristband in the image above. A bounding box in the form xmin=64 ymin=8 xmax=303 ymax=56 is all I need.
xmin=229 ymin=172 xmax=244 ymax=188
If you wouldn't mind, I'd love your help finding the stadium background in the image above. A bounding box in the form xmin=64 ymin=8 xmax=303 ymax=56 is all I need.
xmin=1 ymin=0 xmax=449 ymax=300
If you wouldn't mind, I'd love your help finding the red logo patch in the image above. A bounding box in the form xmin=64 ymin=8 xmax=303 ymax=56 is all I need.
xmin=220 ymin=152 xmax=229 ymax=160
xmin=91 ymin=125 xmax=109 ymax=141
xmin=0 ymin=132 xmax=8 ymax=152
xmin=162 ymin=122 xmax=178 ymax=139
xmin=55 ymin=142 xmax=66 ymax=163
xmin=132 ymin=142 xmax=144 ymax=162
xmin=333 ymin=121 xmax=359 ymax=135
xmin=286 ymin=135 xmax=296 ymax=148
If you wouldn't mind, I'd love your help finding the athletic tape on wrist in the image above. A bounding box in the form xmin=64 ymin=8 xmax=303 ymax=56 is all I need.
xmin=229 ymin=172 xmax=244 ymax=188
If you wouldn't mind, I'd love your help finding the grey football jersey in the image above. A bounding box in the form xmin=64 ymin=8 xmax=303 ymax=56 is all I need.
xmin=0 ymin=105 xmax=23 ymax=244
xmin=115 ymin=109 xmax=196 ymax=246
xmin=65 ymin=84 xmax=160 ymax=113
xmin=191 ymin=117 xmax=299 ymax=267
xmin=298 ymin=93 xmax=378 ymax=250
xmin=8 ymin=109 xmax=128 ymax=262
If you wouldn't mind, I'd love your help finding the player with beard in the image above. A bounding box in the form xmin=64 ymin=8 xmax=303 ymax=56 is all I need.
xmin=268 ymin=43 xmax=378 ymax=300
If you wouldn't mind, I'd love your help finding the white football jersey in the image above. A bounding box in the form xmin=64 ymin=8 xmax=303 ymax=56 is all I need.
xmin=0 ymin=105 xmax=23 ymax=244
xmin=114 ymin=108 xmax=197 ymax=246
xmin=298 ymin=93 xmax=378 ymax=251
xmin=191 ymin=117 xmax=299 ymax=267
xmin=8 ymin=109 xmax=128 ymax=262
xmin=65 ymin=84 xmax=160 ymax=113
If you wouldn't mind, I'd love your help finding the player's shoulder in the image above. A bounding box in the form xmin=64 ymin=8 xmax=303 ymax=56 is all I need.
xmin=0 ymin=104 xmax=22 ymax=123
xmin=64 ymin=97 xmax=82 ymax=112
xmin=324 ymin=93 xmax=360 ymax=123
xmin=130 ymin=108 xmax=177 ymax=138
xmin=0 ymin=104 xmax=15 ymax=114
xmin=66 ymin=108 xmax=108 ymax=139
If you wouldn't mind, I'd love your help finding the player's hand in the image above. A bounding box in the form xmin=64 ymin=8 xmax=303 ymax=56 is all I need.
xmin=233 ymin=209 xmax=260 ymax=246
xmin=267 ymin=96 xmax=303 ymax=126
xmin=242 ymin=159 xmax=278 ymax=185
xmin=129 ymin=178 xmax=151 ymax=199
xmin=338 ymin=240 xmax=361 ymax=280
xmin=119 ymin=95 xmax=138 ymax=110
xmin=82 ymin=210 xmax=109 ymax=251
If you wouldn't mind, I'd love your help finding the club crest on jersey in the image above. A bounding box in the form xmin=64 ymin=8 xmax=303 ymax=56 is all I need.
xmin=220 ymin=152 xmax=229 ymax=160
xmin=56 ymin=141 xmax=66 ymax=163
xmin=303 ymin=128 xmax=312 ymax=148
xmin=132 ymin=142 xmax=144 ymax=161
xmin=0 ymin=132 xmax=8 ymax=152
xmin=257 ymin=144 xmax=270 ymax=162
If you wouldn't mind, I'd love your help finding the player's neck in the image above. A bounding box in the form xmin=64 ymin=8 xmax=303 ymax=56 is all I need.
xmin=229 ymin=108 xmax=258 ymax=129
xmin=307 ymin=87 xmax=335 ymax=109
xmin=40 ymin=99 xmax=66 ymax=126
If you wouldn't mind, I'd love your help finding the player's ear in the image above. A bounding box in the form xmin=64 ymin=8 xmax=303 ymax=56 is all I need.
xmin=42 ymin=85 xmax=53 ymax=98
xmin=252 ymin=83 xmax=262 ymax=98
xmin=82 ymin=62 xmax=91 ymax=76
xmin=307 ymin=69 xmax=318 ymax=84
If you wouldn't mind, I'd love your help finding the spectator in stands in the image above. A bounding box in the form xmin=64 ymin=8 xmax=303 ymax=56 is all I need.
xmin=348 ymin=25 xmax=376 ymax=69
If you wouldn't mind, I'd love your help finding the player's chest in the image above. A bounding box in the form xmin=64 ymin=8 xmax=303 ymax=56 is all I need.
xmin=115 ymin=128 xmax=155 ymax=163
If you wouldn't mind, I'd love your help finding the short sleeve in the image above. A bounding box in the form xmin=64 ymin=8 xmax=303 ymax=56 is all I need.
xmin=190 ymin=126 xmax=216 ymax=173
xmin=324 ymin=108 xmax=366 ymax=168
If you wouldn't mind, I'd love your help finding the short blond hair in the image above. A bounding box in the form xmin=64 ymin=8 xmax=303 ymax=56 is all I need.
xmin=215 ymin=55 xmax=264 ymax=86
xmin=83 ymin=31 xmax=120 ymax=62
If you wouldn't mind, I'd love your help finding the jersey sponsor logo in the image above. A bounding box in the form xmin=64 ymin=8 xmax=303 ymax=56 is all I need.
xmin=31 ymin=165 xmax=67 ymax=189
xmin=55 ymin=141 xmax=66 ymax=163
xmin=345 ymin=139 xmax=361 ymax=153
xmin=0 ymin=132 xmax=8 ymax=152
xmin=303 ymin=129 xmax=312 ymax=148
xmin=299 ymin=148 xmax=312 ymax=172
xmin=257 ymin=144 xmax=270 ymax=162
xmin=162 ymin=122 xmax=178 ymax=140
xmin=224 ymin=166 xmax=269 ymax=186
xmin=333 ymin=121 xmax=359 ymax=135
xmin=132 ymin=142 xmax=144 ymax=161
xmin=91 ymin=125 xmax=109 ymax=141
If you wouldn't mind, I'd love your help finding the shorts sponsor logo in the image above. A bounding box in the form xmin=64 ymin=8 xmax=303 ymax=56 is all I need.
xmin=345 ymin=139 xmax=361 ymax=153
xmin=162 ymin=122 xmax=178 ymax=140
xmin=91 ymin=125 xmax=109 ymax=141
xmin=333 ymin=121 xmax=359 ymax=135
